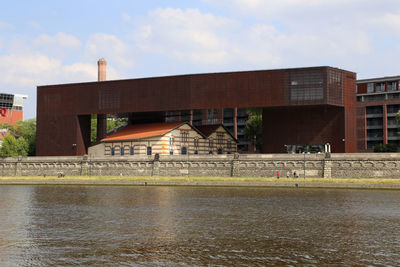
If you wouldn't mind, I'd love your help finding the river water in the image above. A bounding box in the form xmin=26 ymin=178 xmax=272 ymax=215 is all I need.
xmin=0 ymin=185 xmax=399 ymax=266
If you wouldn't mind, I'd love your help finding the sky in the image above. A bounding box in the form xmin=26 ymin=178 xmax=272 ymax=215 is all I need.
xmin=1 ymin=0 xmax=400 ymax=119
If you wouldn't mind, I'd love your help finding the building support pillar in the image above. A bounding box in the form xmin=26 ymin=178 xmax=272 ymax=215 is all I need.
xmin=97 ymin=114 xmax=107 ymax=141
xmin=234 ymin=107 xmax=238 ymax=139
xmin=383 ymin=104 xmax=388 ymax=145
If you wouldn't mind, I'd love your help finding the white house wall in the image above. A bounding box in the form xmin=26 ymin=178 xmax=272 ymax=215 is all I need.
xmin=100 ymin=123 xmax=237 ymax=157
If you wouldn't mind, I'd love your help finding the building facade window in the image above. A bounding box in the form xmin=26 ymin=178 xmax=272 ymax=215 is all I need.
xmin=388 ymin=81 xmax=397 ymax=91
xmin=147 ymin=146 xmax=152 ymax=155
xmin=130 ymin=146 xmax=134 ymax=155
xmin=120 ymin=147 xmax=124 ymax=156
xmin=181 ymin=147 xmax=187 ymax=155
xmin=194 ymin=138 xmax=199 ymax=147
xmin=169 ymin=136 xmax=174 ymax=145
xmin=181 ymin=132 xmax=188 ymax=142
xmin=111 ymin=147 xmax=115 ymax=156
xmin=218 ymin=148 xmax=223 ymax=154
xmin=170 ymin=149 xmax=174 ymax=155
xmin=217 ymin=134 xmax=223 ymax=144
xmin=209 ymin=138 xmax=213 ymax=148
xmin=194 ymin=150 xmax=198 ymax=155
xmin=367 ymin=83 xmax=374 ymax=93
xmin=227 ymin=140 xmax=231 ymax=149
xmin=376 ymin=82 xmax=385 ymax=92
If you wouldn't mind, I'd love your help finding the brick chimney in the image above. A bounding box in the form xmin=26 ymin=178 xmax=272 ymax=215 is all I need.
xmin=97 ymin=58 xmax=107 ymax=141
xmin=97 ymin=58 xmax=107 ymax=81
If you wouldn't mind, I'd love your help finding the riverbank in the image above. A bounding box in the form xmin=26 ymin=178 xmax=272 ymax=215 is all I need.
xmin=1 ymin=176 xmax=400 ymax=189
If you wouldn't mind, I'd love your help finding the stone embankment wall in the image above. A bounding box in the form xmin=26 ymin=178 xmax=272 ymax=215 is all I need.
xmin=1 ymin=153 xmax=400 ymax=178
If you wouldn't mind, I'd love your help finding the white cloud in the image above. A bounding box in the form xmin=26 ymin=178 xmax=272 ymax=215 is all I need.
xmin=27 ymin=21 xmax=41 ymax=30
xmin=0 ymin=21 xmax=13 ymax=30
xmin=0 ymin=53 xmax=97 ymax=88
xmin=373 ymin=13 xmax=400 ymax=34
xmin=133 ymin=8 xmax=234 ymax=65
xmin=131 ymin=7 xmax=376 ymax=70
xmin=85 ymin=33 xmax=134 ymax=69
xmin=34 ymin=32 xmax=81 ymax=50
xmin=122 ymin=13 xmax=131 ymax=22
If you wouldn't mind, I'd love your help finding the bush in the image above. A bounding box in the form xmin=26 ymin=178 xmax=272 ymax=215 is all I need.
xmin=374 ymin=143 xmax=398 ymax=153
xmin=0 ymin=134 xmax=29 ymax=157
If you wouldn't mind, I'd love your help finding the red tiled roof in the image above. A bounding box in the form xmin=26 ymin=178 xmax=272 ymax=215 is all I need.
xmin=101 ymin=122 xmax=184 ymax=142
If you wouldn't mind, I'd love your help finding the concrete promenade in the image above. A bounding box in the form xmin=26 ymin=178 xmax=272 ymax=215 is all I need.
xmin=1 ymin=177 xmax=400 ymax=190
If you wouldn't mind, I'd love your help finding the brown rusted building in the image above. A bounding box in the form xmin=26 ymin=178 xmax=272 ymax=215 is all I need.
xmin=356 ymin=75 xmax=400 ymax=151
xmin=36 ymin=62 xmax=357 ymax=156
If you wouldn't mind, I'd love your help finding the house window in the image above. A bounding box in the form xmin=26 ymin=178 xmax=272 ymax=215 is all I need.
xmin=194 ymin=150 xmax=198 ymax=155
xmin=147 ymin=146 xmax=152 ymax=155
xmin=367 ymin=83 xmax=374 ymax=93
xmin=170 ymin=150 xmax=174 ymax=155
xmin=120 ymin=147 xmax=124 ymax=156
xmin=217 ymin=134 xmax=223 ymax=144
xmin=181 ymin=147 xmax=187 ymax=155
xmin=376 ymin=82 xmax=385 ymax=92
xmin=181 ymin=132 xmax=188 ymax=142
xmin=388 ymin=81 xmax=397 ymax=91
xmin=130 ymin=147 xmax=134 ymax=155
xmin=194 ymin=138 xmax=199 ymax=147
xmin=169 ymin=136 xmax=174 ymax=145
xmin=111 ymin=147 xmax=115 ymax=156
xmin=209 ymin=138 xmax=213 ymax=148
xmin=218 ymin=148 xmax=223 ymax=154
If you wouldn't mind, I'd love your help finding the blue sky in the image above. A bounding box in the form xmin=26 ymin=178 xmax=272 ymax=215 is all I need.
xmin=1 ymin=0 xmax=400 ymax=119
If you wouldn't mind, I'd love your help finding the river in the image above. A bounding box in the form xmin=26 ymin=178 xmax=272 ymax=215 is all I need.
xmin=0 ymin=185 xmax=399 ymax=266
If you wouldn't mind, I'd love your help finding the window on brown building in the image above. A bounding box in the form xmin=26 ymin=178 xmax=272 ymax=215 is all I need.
xmin=367 ymin=83 xmax=374 ymax=93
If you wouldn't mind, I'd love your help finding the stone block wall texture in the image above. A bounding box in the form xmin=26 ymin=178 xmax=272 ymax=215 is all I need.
xmin=1 ymin=153 xmax=400 ymax=178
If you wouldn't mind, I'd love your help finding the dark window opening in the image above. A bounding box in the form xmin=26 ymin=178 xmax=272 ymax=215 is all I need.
xmin=181 ymin=147 xmax=187 ymax=155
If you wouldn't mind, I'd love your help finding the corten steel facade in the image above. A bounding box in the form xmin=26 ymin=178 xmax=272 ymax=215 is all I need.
xmin=356 ymin=76 xmax=400 ymax=151
xmin=36 ymin=66 xmax=357 ymax=156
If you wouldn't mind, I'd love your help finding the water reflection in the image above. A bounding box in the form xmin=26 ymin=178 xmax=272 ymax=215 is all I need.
xmin=0 ymin=186 xmax=399 ymax=266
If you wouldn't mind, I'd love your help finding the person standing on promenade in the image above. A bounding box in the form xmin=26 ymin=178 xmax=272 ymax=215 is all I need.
xmin=277 ymin=171 xmax=280 ymax=179
xmin=286 ymin=171 xmax=290 ymax=179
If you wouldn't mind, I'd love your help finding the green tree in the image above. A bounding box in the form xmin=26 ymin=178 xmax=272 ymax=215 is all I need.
xmin=0 ymin=134 xmax=28 ymax=157
xmin=245 ymin=108 xmax=262 ymax=151
xmin=374 ymin=143 xmax=398 ymax=153
xmin=0 ymin=123 xmax=16 ymax=132
xmin=14 ymin=119 xmax=36 ymax=156
xmin=91 ymin=115 xmax=128 ymax=142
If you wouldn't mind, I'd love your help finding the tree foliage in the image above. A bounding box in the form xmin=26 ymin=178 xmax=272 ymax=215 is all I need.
xmin=91 ymin=115 xmax=128 ymax=142
xmin=0 ymin=119 xmax=36 ymax=156
xmin=0 ymin=134 xmax=29 ymax=157
xmin=245 ymin=108 xmax=262 ymax=151
xmin=374 ymin=143 xmax=398 ymax=153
